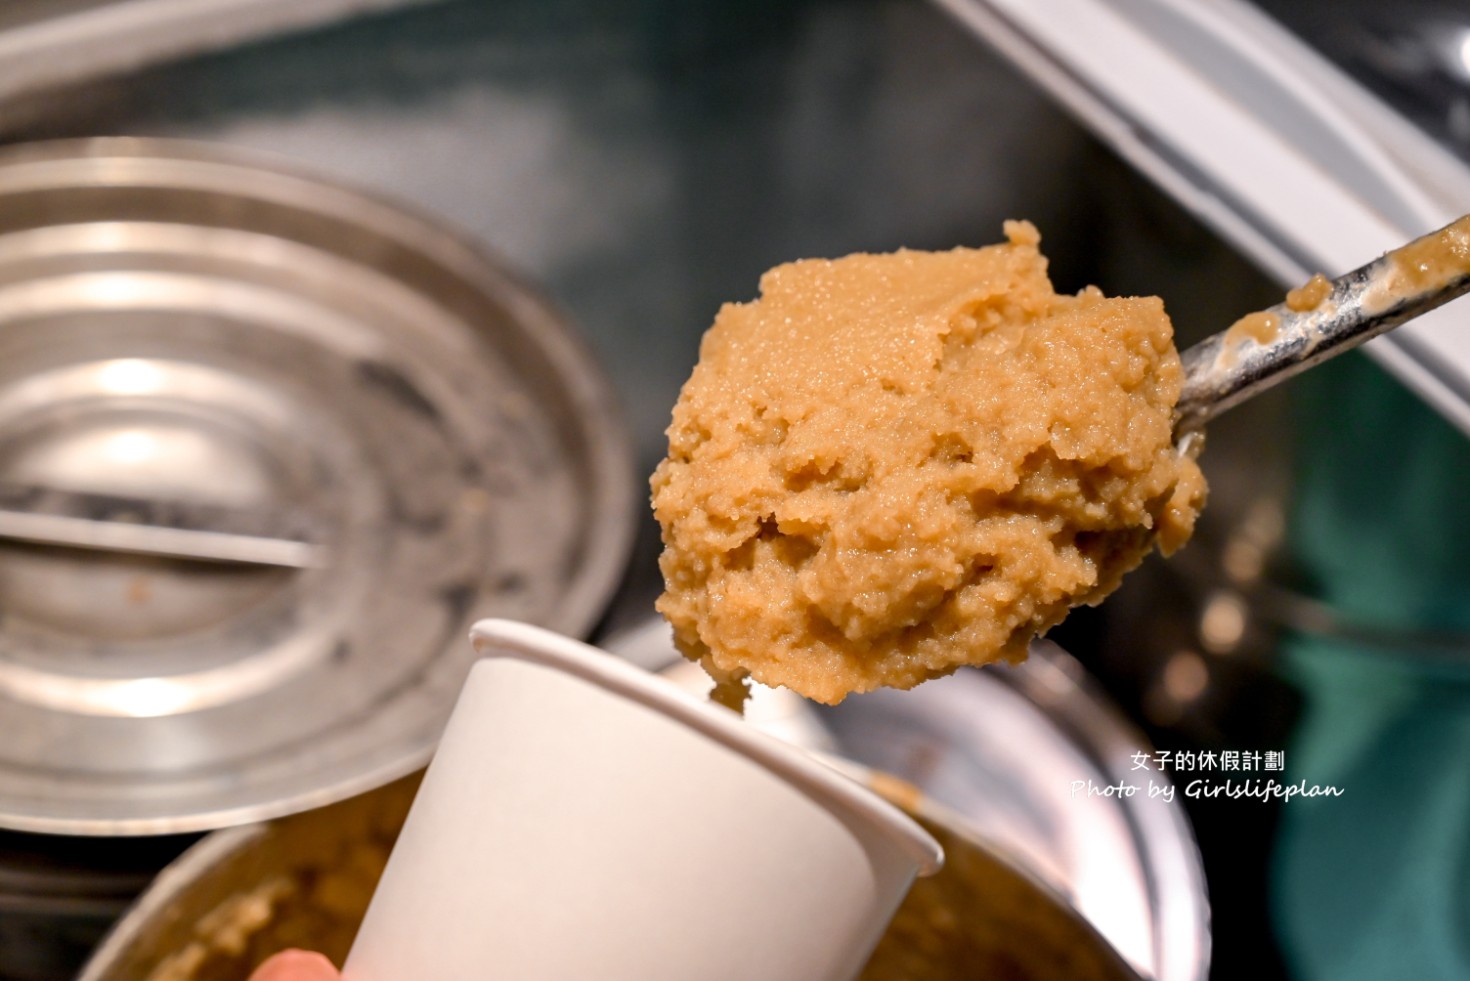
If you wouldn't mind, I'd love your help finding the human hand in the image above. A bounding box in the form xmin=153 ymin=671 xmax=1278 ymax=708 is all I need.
xmin=246 ymin=950 xmax=341 ymax=980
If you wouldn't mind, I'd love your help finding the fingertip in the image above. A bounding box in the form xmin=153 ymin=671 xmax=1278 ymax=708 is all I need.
xmin=248 ymin=949 xmax=340 ymax=981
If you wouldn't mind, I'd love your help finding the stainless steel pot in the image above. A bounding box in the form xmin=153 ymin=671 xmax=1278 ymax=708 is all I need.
xmin=77 ymin=774 xmax=1144 ymax=981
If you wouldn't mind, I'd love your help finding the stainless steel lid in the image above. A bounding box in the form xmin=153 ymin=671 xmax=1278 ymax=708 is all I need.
xmin=0 ymin=138 xmax=636 ymax=835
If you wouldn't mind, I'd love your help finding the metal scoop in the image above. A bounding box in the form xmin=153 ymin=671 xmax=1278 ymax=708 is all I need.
xmin=1175 ymin=215 xmax=1470 ymax=435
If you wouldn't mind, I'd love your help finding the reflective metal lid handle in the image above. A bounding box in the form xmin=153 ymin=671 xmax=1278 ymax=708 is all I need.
xmin=0 ymin=483 xmax=321 ymax=569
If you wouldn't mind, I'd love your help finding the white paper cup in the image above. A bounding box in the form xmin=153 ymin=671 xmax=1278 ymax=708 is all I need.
xmin=343 ymin=618 xmax=942 ymax=981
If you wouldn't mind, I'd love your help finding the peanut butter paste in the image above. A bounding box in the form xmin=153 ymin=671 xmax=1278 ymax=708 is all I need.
xmin=652 ymin=222 xmax=1205 ymax=705
xmin=1222 ymin=311 xmax=1280 ymax=358
xmin=1285 ymin=273 xmax=1331 ymax=312
xmin=1386 ymin=213 xmax=1470 ymax=293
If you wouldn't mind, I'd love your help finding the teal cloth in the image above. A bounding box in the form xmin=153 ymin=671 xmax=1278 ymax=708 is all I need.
xmin=1272 ymin=353 xmax=1470 ymax=979
xmin=1275 ymin=635 xmax=1470 ymax=979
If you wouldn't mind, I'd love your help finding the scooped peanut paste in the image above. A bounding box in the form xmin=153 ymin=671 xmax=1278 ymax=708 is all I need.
xmin=651 ymin=222 xmax=1206 ymax=706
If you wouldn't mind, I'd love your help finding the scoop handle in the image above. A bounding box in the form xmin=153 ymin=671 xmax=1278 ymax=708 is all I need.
xmin=1174 ymin=215 xmax=1470 ymax=434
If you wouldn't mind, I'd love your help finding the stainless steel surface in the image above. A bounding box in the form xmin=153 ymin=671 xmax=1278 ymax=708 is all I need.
xmin=605 ymin=619 xmax=1210 ymax=981
xmin=0 ymin=483 xmax=320 ymax=568
xmin=0 ymin=1 xmax=446 ymax=134
xmin=1176 ymin=214 xmax=1470 ymax=433
xmin=1250 ymin=0 xmax=1470 ymax=165
xmin=0 ymin=138 xmax=636 ymax=836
